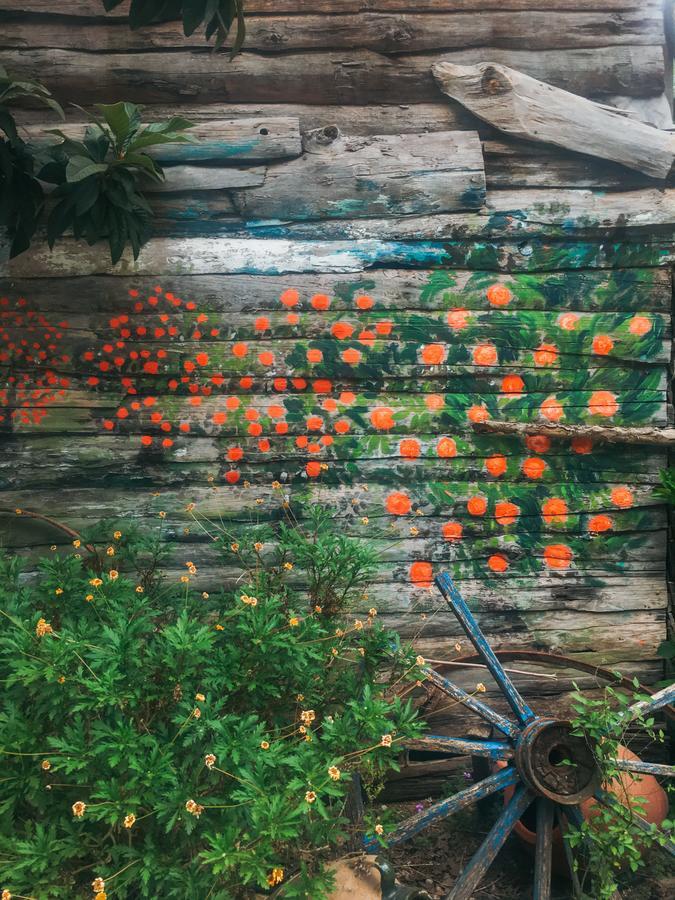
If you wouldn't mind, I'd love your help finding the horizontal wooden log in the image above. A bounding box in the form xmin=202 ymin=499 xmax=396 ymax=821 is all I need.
xmin=2 ymin=46 xmax=664 ymax=108
xmin=3 ymin=269 xmax=669 ymax=313
xmin=231 ymin=129 xmax=485 ymax=219
xmin=25 ymin=118 xmax=302 ymax=163
xmin=5 ymin=236 xmax=675 ymax=278
xmin=433 ymin=61 xmax=675 ymax=179
xmin=474 ymin=420 xmax=675 ymax=446
xmin=0 ymin=8 xmax=663 ymax=52
xmin=145 ymin=166 xmax=266 ymax=193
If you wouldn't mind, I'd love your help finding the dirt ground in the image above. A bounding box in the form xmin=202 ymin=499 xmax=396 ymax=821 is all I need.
xmin=383 ymin=797 xmax=674 ymax=900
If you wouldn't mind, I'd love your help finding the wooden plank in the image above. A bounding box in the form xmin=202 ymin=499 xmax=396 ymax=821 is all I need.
xmin=231 ymin=130 xmax=485 ymax=219
xmin=1 ymin=47 xmax=664 ymax=108
xmin=1 ymin=9 xmax=663 ymax=52
xmin=145 ymin=166 xmax=266 ymax=193
xmin=433 ymin=61 xmax=675 ymax=179
xmin=3 ymin=269 xmax=669 ymax=313
xmin=5 ymin=236 xmax=675 ymax=277
xmin=24 ymin=118 xmax=302 ymax=163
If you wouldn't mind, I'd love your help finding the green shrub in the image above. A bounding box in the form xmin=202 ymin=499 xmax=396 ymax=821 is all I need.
xmin=0 ymin=507 xmax=422 ymax=899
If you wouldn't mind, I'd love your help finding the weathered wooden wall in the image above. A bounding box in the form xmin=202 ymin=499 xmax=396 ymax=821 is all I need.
xmin=0 ymin=0 xmax=673 ymax=685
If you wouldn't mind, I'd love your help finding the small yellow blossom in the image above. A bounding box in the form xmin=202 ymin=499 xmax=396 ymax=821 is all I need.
xmin=85 ymin=594 xmax=94 ymax=602
xmin=72 ymin=801 xmax=86 ymax=817
xmin=410 ymin=526 xmax=419 ymax=536
xmin=108 ymin=570 xmax=119 ymax=581
xmin=375 ymin=823 xmax=384 ymax=835
xmin=354 ymin=619 xmax=363 ymax=631
xmin=180 ymin=575 xmax=190 ymax=584
xmin=328 ymin=766 xmax=341 ymax=781
xmin=135 ymin=585 xmax=144 ymax=593
xmin=289 ymin=617 xmax=300 ymax=627
xmin=254 ymin=542 xmax=264 ymax=552
xmin=476 ymin=682 xmax=487 ymax=693
xmin=314 ymin=605 xmax=322 ymax=614
xmin=305 ymin=733 xmax=312 ymax=742
xmin=335 ymin=628 xmax=344 ymax=638
xmin=36 ymin=618 xmax=53 ymax=638
xmin=50 ymin=545 xmax=57 ymax=551
xmin=14 ymin=508 xmax=22 ymax=515
xmin=158 ymin=511 xmax=166 ymax=519
xmin=331 ymin=647 xmax=339 ymax=656
xmin=72 ymin=539 xmax=81 ymax=548
xmin=215 ymin=624 xmax=224 ymax=631
xmin=195 ymin=693 xmax=205 ymax=702
xmin=204 ymin=753 xmax=216 ymax=769
xmin=260 ymin=740 xmax=270 ymax=750
xmin=2 ymin=889 xmax=12 ymax=900
xmin=241 ymin=593 xmax=258 ymax=607
xmin=271 ymin=481 xmax=282 ymax=490
xmin=95 ymin=892 xmax=106 ymax=900
xmin=106 ymin=546 xmax=115 ymax=557
xmin=416 ymin=655 xmax=425 ymax=667
xmin=113 ymin=531 xmax=122 ymax=540
xmin=380 ymin=734 xmax=393 ymax=748
xmin=54 ymin=587 xmax=63 ymax=596
xmin=299 ymin=726 xmax=307 ymax=735
xmin=186 ymin=502 xmax=195 ymax=512
xmin=358 ymin=647 xmax=365 ymax=656
xmin=243 ymin=480 xmax=251 ymax=488
xmin=230 ymin=542 xmax=240 ymax=552
xmin=124 ymin=813 xmax=136 ymax=828
xmin=296 ymin=694 xmax=304 ymax=702
xmin=361 ymin=517 xmax=369 ymax=525
xmin=57 ymin=676 xmax=65 ymax=684
xmin=305 ymin=791 xmax=317 ymax=804
xmin=267 ymin=868 xmax=284 ymax=887
xmin=454 ymin=642 xmax=462 ymax=652
xmin=202 ymin=592 xmax=209 ymax=599
xmin=90 ymin=578 xmax=103 ymax=588
xmin=368 ymin=608 xmax=377 ymax=617
xmin=283 ymin=562 xmax=293 ymax=570
xmin=185 ymin=799 xmax=204 ymax=818
xmin=193 ymin=708 xmax=201 ymax=719
xmin=41 ymin=759 xmax=51 ymax=771
xmin=300 ymin=709 xmax=316 ymax=725
xmin=92 ymin=877 xmax=105 ymax=893
xmin=255 ymin=498 xmax=264 ymax=505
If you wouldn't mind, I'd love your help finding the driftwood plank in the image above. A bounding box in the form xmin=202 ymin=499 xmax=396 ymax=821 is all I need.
xmin=0 ymin=9 xmax=663 ymax=52
xmin=231 ymin=130 xmax=485 ymax=219
xmin=2 ymin=47 xmax=664 ymax=107
xmin=145 ymin=166 xmax=266 ymax=193
xmin=432 ymin=61 xmax=675 ymax=179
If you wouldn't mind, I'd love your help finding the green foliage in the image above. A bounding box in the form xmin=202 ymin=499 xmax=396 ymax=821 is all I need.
xmin=655 ymin=467 xmax=675 ymax=505
xmin=0 ymin=65 xmax=63 ymax=257
xmin=0 ymin=510 xmax=422 ymax=898
xmin=564 ymin=681 xmax=673 ymax=900
xmin=103 ymin=0 xmax=247 ymax=55
xmin=40 ymin=102 xmax=196 ymax=264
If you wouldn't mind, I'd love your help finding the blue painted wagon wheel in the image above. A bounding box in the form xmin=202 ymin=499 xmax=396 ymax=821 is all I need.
xmin=363 ymin=572 xmax=675 ymax=900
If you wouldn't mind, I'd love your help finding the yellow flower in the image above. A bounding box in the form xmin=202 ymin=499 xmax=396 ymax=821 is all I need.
xmin=335 ymin=628 xmax=344 ymax=638
xmin=195 ymin=693 xmax=205 ymax=702
xmin=135 ymin=585 xmax=144 ymax=593
xmin=72 ymin=801 xmax=86 ymax=817
xmin=358 ymin=647 xmax=365 ymax=656
xmin=95 ymin=892 xmax=107 ymax=900
xmin=368 ymin=608 xmax=377 ymax=617
xmin=123 ymin=813 xmax=136 ymax=828
xmin=296 ymin=694 xmax=304 ymax=702
xmin=353 ymin=619 xmax=363 ymax=630
xmin=54 ymin=587 xmax=63 ymax=595
xmin=193 ymin=708 xmax=201 ymax=719
xmin=300 ymin=709 xmax=316 ymax=725
xmin=2 ymin=889 xmax=12 ymax=900
xmin=186 ymin=502 xmax=195 ymax=512
xmin=188 ymin=565 xmax=197 ymax=575
xmin=283 ymin=562 xmax=293 ymax=570
xmin=380 ymin=734 xmax=393 ymax=748
xmin=106 ymin=546 xmax=115 ymax=556
xmin=185 ymin=799 xmax=204 ymax=817
xmin=260 ymin=740 xmax=270 ymax=750
xmin=180 ymin=575 xmax=190 ymax=584
xmin=304 ymin=733 xmax=312 ymax=742
xmin=158 ymin=511 xmax=166 ymax=519
xmin=85 ymin=594 xmax=94 ymax=602
xmin=267 ymin=867 xmax=284 ymax=887
xmin=314 ymin=605 xmax=322 ymax=614
xmin=14 ymin=508 xmax=22 ymax=515
xmin=305 ymin=791 xmax=317 ymax=804
xmin=92 ymin=877 xmax=105 ymax=893
xmin=215 ymin=624 xmax=224 ymax=631
xmin=454 ymin=642 xmax=462 ymax=652
xmin=331 ymin=648 xmax=338 ymax=657
xmin=375 ymin=823 xmax=384 ymax=835
xmin=57 ymin=676 xmax=65 ymax=684
xmin=243 ymin=480 xmax=251 ymax=488
xmin=72 ymin=539 xmax=81 ymax=548
xmin=361 ymin=517 xmax=369 ymax=525
xmin=204 ymin=753 xmax=216 ymax=769
xmin=41 ymin=759 xmax=51 ymax=771
xmin=113 ymin=531 xmax=122 ymax=540
xmin=271 ymin=481 xmax=282 ymax=490
xmin=36 ymin=618 xmax=53 ymax=638
xmin=416 ymin=655 xmax=425 ymax=667
xmin=230 ymin=542 xmax=240 ymax=552
xmin=476 ymin=682 xmax=487 ymax=693
xmin=50 ymin=545 xmax=57 ymax=551
xmin=89 ymin=578 xmax=103 ymax=588
xmin=254 ymin=542 xmax=264 ymax=551
xmin=108 ymin=570 xmax=119 ymax=580
xmin=410 ymin=526 xmax=419 ymax=536
xmin=202 ymin=592 xmax=209 ymax=599
xmin=289 ymin=617 xmax=300 ymax=627
xmin=255 ymin=498 xmax=264 ymax=505
xmin=328 ymin=766 xmax=341 ymax=781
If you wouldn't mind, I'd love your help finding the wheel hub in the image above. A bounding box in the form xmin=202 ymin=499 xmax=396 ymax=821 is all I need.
xmin=515 ymin=718 xmax=599 ymax=805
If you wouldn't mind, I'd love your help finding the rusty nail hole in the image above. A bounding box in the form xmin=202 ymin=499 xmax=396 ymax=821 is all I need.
xmin=259 ymin=127 xmax=269 ymax=135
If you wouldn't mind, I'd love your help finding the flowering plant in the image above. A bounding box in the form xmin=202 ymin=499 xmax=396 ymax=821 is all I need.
xmin=0 ymin=509 xmax=422 ymax=898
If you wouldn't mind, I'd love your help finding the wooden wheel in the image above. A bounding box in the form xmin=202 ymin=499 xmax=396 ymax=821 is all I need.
xmin=363 ymin=573 xmax=675 ymax=900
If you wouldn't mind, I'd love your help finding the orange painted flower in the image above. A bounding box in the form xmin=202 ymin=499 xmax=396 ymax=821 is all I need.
xmin=425 ymin=393 xmax=444 ymax=410
xmin=542 ymin=498 xmax=568 ymax=523
xmin=588 ymin=390 xmax=618 ymax=417
xmin=342 ymin=347 xmax=362 ymax=364
xmin=227 ymin=447 xmax=244 ymax=462
xmin=611 ymin=486 xmax=634 ymax=508
xmin=258 ymin=351 xmax=274 ymax=366
xmin=437 ymin=437 xmax=457 ymax=458
xmin=540 ymin=396 xmax=564 ymax=422
xmin=311 ymin=293 xmax=330 ymax=310
xmin=473 ymin=343 xmax=498 ymax=366
xmin=571 ymin=436 xmax=593 ymax=454
xmin=334 ymin=420 xmax=350 ymax=434
xmin=588 ymin=514 xmax=614 ymax=533
xmin=212 ymin=411 xmax=227 ymax=425
xmin=592 ymin=334 xmax=614 ymax=356
xmin=543 ymin=543 xmax=573 ymax=570
xmin=629 ymin=315 xmax=652 ymax=335
xmin=370 ymin=407 xmax=395 ymax=430
xmin=375 ymin=320 xmax=393 ymax=335
xmin=525 ymin=435 xmax=551 ymax=454
xmin=305 ymin=461 xmax=321 ymax=477
xmin=533 ymin=344 xmax=558 ymax=367
xmin=467 ymin=495 xmax=487 ymax=516
xmin=195 ymin=352 xmax=209 ymax=366
xmin=485 ymin=454 xmax=507 ymax=476
xmin=306 ymin=416 xmax=324 ymax=432
xmin=280 ymin=289 xmax=299 ymax=308
xmin=558 ymin=312 xmax=579 ymax=331
xmin=255 ymin=316 xmax=270 ymax=331
xmin=446 ymin=308 xmax=469 ymax=331
xmin=409 ymin=561 xmax=433 ymax=588
xmin=355 ymin=294 xmax=374 ymax=310
xmin=421 ymin=343 xmax=446 ymax=365
xmin=501 ymin=374 xmax=524 ymax=395
xmin=306 ymin=348 xmax=323 ymax=363
xmin=495 ymin=501 xmax=520 ymax=525
xmin=332 ymin=322 xmax=354 ymax=340
xmin=442 ymin=521 xmax=463 ymax=541
xmin=522 ymin=457 xmax=546 ymax=479
xmin=487 ymin=554 xmax=509 ymax=573
xmin=486 ymin=284 xmax=512 ymax=307
xmin=387 ymin=492 xmax=412 ymax=515
xmin=399 ymin=439 xmax=421 ymax=459
xmin=467 ymin=404 xmax=490 ymax=423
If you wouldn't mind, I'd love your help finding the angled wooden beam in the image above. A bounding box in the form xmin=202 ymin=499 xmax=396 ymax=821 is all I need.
xmin=432 ymin=61 xmax=675 ymax=180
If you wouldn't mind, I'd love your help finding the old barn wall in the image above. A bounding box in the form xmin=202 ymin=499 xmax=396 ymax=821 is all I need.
xmin=1 ymin=1 xmax=674 ymax=683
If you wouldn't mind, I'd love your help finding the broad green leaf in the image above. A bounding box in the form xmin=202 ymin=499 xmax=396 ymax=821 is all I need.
xmin=64 ymin=155 xmax=108 ymax=183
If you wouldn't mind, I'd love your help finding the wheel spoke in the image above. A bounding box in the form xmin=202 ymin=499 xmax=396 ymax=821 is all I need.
xmin=595 ymin=789 xmax=675 ymax=859
xmin=363 ymin=766 xmax=519 ymax=851
xmin=609 ymin=757 xmax=675 ymax=778
xmin=622 ymin=683 xmax=675 ymax=725
xmin=533 ymin=798 xmax=554 ymax=900
xmin=424 ymin=666 xmax=519 ymax=739
xmin=435 ymin=572 xmax=536 ymax=725
xmin=404 ymin=735 xmax=514 ymax=760
xmin=445 ymin=784 xmax=535 ymax=900
xmin=556 ymin=807 xmax=583 ymax=898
